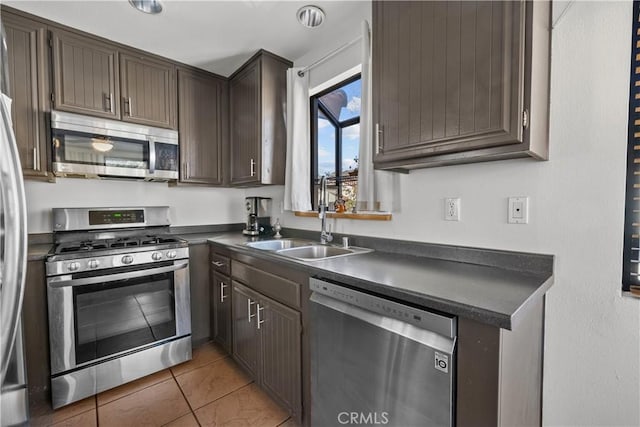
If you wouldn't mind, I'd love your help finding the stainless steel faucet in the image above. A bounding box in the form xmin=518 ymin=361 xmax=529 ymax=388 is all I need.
xmin=319 ymin=176 xmax=333 ymax=244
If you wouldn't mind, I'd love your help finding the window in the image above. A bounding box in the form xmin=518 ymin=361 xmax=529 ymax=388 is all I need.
xmin=623 ymin=0 xmax=640 ymax=294
xmin=310 ymin=75 xmax=361 ymax=211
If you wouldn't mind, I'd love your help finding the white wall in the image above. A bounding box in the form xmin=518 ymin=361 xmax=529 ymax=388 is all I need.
xmin=255 ymin=2 xmax=640 ymax=425
xmin=23 ymin=1 xmax=640 ymax=424
xmin=25 ymin=179 xmax=244 ymax=232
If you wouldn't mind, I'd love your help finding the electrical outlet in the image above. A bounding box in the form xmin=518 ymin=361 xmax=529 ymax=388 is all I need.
xmin=508 ymin=197 xmax=529 ymax=224
xmin=445 ymin=198 xmax=461 ymax=221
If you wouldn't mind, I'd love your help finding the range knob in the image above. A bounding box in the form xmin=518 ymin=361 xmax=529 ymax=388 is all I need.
xmin=67 ymin=262 xmax=80 ymax=272
xmin=88 ymin=260 xmax=100 ymax=269
xmin=152 ymin=252 xmax=163 ymax=261
xmin=121 ymin=255 xmax=134 ymax=265
xmin=166 ymin=251 xmax=177 ymax=259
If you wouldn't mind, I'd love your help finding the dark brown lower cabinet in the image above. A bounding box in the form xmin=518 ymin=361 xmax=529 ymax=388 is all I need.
xmin=232 ymin=282 xmax=261 ymax=378
xmin=211 ymin=271 xmax=232 ymax=353
xmin=231 ymin=280 xmax=302 ymax=423
xmin=188 ymin=244 xmax=210 ymax=346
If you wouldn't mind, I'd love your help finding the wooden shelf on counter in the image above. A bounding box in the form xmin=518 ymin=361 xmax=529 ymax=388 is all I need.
xmin=293 ymin=211 xmax=392 ymax=221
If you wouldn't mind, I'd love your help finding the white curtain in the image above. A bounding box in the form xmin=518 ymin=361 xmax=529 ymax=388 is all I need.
xmin=356 ymin=20 xmax=396 ymax=212
xmin=284 ymin=67 xmax=312 ymax=211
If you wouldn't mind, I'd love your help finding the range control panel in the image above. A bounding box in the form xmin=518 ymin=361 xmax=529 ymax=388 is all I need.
xmin=310 ymin=278 xmax=456 ymax=339
xmin=89 ymin=209 xmax=145 ymax=225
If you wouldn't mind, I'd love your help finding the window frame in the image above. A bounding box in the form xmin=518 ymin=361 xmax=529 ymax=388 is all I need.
xmin=309 ymin=73 xmax=361 ymax=210
xmin=623 ymin=0 xmax=640 ymax=293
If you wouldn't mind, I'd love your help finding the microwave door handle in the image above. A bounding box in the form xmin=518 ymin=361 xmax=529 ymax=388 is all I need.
xmin=148 ymin=136 xmax=156 ymax=174
xmin=47 ymin=261 xmax=188 ymax=288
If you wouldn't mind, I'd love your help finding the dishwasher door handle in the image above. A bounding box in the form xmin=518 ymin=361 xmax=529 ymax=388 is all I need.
xmin=310 ymin=292 xmax=456 ymax=355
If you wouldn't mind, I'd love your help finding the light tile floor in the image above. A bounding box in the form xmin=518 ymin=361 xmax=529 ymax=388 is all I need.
xmin=35 ymin=342 xmax=292 ymax=427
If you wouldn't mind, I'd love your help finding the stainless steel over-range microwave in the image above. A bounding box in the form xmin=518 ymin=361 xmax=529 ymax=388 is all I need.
xmin=51 ymin=111 xmax=179 ymax=181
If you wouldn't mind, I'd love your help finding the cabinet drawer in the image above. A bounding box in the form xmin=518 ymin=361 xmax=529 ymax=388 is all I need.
xmin=210 ymin=253 xmax=231 ymax=276
xmin=232 ymin=261 xmax=300 ymax=310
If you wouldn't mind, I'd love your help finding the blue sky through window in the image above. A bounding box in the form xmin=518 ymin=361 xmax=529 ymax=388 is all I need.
xmin=316 ymin=78 xmax=361 ymax=178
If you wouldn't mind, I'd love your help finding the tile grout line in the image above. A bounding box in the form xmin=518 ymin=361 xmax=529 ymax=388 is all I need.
xmin=187 ymin=380 xmax=257 ymax=412
xmin=95 ymin=372 xmax=173 ymax=409
xmin=276 ymin=417 xmax=293 ymax=427
xmin=94 ymin=395 xmax=99 ymax=426
xmin=171 ymin=354 xmax=229 ymax=378
xmin=168 ymin=369 xmax=201 ymax=427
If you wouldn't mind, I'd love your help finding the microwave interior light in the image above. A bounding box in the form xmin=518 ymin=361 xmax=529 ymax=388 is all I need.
xmin=91 ymin=138 xmax=114 ymax=153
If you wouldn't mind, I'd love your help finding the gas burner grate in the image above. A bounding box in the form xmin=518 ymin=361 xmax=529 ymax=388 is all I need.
xmin=109 ymin=239 xmax=141 ymax=248
xmin=52 ymin=234 xmax=186 ymax=256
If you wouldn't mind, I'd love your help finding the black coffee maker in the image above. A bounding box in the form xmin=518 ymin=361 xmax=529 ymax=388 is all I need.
xmin=243 ymin=197 xmax=272 ymax=236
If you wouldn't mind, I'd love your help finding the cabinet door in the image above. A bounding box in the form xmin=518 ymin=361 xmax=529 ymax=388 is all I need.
xmin=259 ymin=295 xmax=302 ymax=420
xmin=373 ymin=1 xmax=526 ymax=163
xmin=231 ymin=281 xmax=260 ymax=379
xmin=211 ymin=272 xmax=232 ymax=353
xmin=120 ymin=53 xmax=176 ymax=129
xmin=230 ymin=59 xmax=261 ymax=185
xmin=51 ymin=29 xmax=119 ymax=119
xmin=2 ymin=12 xmax=49 ymax=178
xmin=178 ymin=69 xmax=227 ymax=185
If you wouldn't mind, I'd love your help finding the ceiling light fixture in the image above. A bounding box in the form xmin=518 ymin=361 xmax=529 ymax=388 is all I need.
xmin=297 ymin=5 xmax=325 ymax=28
xmin=129 ymin=0 xmax=163 ymax=15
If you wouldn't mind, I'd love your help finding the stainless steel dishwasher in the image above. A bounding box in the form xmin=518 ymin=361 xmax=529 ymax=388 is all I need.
xmin=310 ymin=278 xmax=456 ymax=427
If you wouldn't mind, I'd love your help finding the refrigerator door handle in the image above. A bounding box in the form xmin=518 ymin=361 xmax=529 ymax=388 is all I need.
xmin=0 ymin=92 xmax=28 ymax=384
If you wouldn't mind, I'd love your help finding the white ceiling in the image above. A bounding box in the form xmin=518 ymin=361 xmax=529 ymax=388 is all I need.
xmin=4 ymin=0 xmax=371 ymax=77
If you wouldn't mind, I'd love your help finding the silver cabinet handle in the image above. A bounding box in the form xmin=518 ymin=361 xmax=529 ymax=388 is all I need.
xmin=256 ymin=304 xmax=264 ymax=329
xmin=250 ymin=158 xmax=256 ymax=177
xmin=211 ymin=260 xmax=225 ymax=268
xmin=247 ymin=298 xmax=256 ymax=322
xmin=104 ymin=93 xmax=114 ymax=113
xmin=32 ymin=148 xmax=38 ymax=171
xmin=128 ymin=97 xmax=133 ymax=116
xmin=220 ymin=281 xmax=227 ymax=303
xmin=376 ymin=123 xmax=383 ymax=153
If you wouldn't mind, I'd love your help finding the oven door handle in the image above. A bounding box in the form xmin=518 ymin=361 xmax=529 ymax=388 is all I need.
xmin=47 ymin=262 xmax=189 ymax=288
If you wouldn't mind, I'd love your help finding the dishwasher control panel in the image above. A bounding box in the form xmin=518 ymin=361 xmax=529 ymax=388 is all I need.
xmin=310 ymin=278 xmax=456 ymax=339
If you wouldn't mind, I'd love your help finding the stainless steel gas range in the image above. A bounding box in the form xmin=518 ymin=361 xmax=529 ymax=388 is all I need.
xmin=45 ymin=206 xmax=191 ymax=409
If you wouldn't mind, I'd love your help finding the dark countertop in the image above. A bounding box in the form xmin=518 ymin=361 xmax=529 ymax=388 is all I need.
xmin=28 ymin=244 xmax=52 ymax=261
xmin=27 ymin=227 xmax=553 ymax=329
xmin=202 ymin=232 xmax=554 ymax=330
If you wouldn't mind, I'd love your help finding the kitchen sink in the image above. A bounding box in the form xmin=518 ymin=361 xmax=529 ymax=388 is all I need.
xmin=245 ymin=239 xmax=316 ymax=251
xmin=275 ymin=245 xmax=373 ymax=261
xmin=245 ymin=239 xmax=373 ymax=261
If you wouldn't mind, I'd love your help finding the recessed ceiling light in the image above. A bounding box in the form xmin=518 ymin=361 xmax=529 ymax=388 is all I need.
xmin=129 ymin=0 xmax=163 ymax=15
xmin=297 ymin=5 xmax=325 ymax=28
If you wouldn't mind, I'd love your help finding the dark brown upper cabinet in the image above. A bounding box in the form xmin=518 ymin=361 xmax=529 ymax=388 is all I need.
xmin=372 ymin=1 xmax=551 ymax=171
xmin=229 ymin=50 xmax=291 ymax=186
xmin=178 ymin=68 xmax=228 ymax=185
xmin=2 ymin=11 xmax=51 ymax=179
xmin=120 ymin=52 xmax=177 ymax=129
xmin=51 ymin=29 xmax=119 ymax=120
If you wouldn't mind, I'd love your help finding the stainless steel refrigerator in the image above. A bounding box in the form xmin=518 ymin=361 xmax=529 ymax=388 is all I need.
xmin=0 ymin=20 xmax=30 ymax=427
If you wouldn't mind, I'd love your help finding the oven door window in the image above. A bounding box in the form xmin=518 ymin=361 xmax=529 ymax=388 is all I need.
xmin=73 ymin=271 xmax=176 ymax=364
xmin=52 ymin=129 xmax=149 ymax=169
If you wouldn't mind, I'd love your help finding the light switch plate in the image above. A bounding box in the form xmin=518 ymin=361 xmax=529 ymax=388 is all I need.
xmin=508 ymin=197 xmax=529 ymax=224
